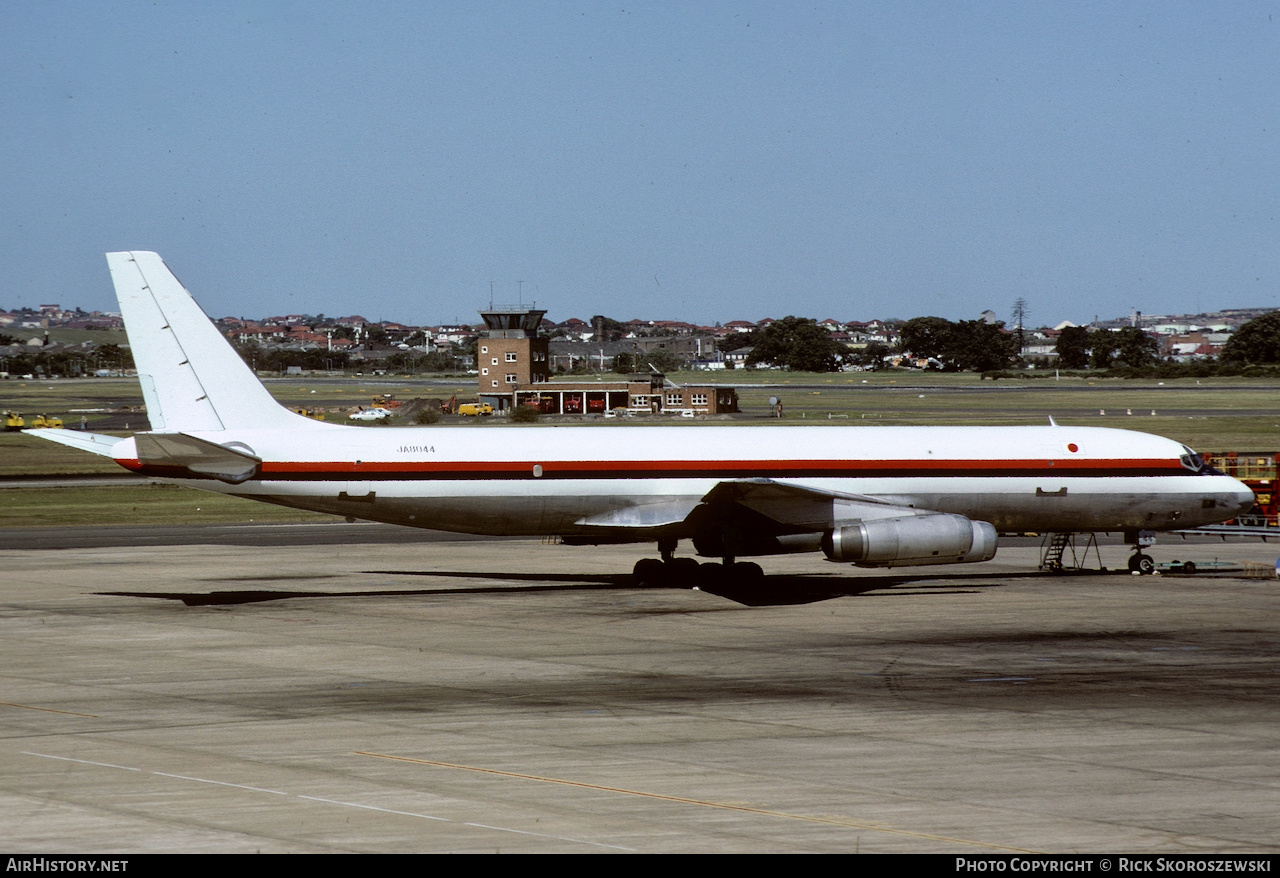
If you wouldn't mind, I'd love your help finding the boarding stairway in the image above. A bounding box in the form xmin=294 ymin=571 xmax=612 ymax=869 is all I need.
xmin=1038 ymin=532 xmax=1103 ymax=571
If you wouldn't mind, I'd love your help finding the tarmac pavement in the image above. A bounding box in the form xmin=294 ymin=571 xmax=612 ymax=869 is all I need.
xmin=1 ymin=531 xmax=1277 ymax=853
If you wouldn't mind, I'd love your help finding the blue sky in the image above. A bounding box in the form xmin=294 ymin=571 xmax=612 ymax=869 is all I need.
xmin=2 ymin=1 xmax=1276 ymax=327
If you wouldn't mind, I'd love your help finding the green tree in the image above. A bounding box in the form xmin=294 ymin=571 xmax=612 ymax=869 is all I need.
xmin=1090 ymin=332 xmax=1119 ymax=369
xmin=717 ymin=332 xmax=755 ymax=352
xmin=1221 ymin=312 xmax=1280 ymax=364
xmin=385 ymin=350 xmax=463 ymax=373
xmin=1054 ymin=325 xmax=1092 ymax=369
xmin=1090 ymin=327 xmax=1158 ymax=369
xmin=746 ymin=317 xmax=846 ymax=372
xmin=897 ymin=317 xmax=952 ymax=360
xmin=1113 ymin=327 xmax=1159 ymax=368
xmin=1011 ymin=298 xmax=1029 ymax=350
xmin=612 ymin=347 xmax=684 ymax=374
xmin=95 ymin=342 xmax=135 ymax=371
xmin=942 ymin=321 xmax=1020 ymax=372
xmin=900 ymin=318 xmax=1017 ymax=371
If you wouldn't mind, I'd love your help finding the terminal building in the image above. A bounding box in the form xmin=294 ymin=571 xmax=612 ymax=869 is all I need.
xmin=475 ymin=306 xmax=737 ymax=416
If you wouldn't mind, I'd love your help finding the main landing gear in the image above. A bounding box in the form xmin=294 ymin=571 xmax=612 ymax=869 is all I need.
xmin=631 ymin=537 xmax=764 ymax=588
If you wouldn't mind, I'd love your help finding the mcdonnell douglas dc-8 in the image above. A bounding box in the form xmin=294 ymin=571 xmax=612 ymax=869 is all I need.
xmin=29 ymin=252 xmax=1253 ymax=588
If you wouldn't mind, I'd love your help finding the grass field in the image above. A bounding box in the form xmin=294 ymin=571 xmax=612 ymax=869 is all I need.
xmin=731 ymin=380 xmax=1280 ymax=449
xmin=39 ymin=327 xmax=130 ymax=347
xmin=3 ymin=370 xmax=1278 ymax=527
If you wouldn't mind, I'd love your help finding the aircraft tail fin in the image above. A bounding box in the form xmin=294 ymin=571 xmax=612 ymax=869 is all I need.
xmin=107 ymin=251 xmax=323 ymax=433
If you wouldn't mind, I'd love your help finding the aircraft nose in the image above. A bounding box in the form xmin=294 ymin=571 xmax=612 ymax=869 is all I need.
xmin=1232 ymin=481 xmax=1256 ymax=515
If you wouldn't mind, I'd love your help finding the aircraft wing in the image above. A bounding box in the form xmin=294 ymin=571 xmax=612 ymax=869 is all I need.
xmin=574 ymin=498 xmax=706 ymax=529
xmin=696 ymin=478 xmax=938 ymax=531
xmin=574 ymin=478 xmax=932 ymax=534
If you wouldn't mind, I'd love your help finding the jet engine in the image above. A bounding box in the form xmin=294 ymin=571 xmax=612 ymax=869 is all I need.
xmin=821 ymin=513 xmax=997 ymax=567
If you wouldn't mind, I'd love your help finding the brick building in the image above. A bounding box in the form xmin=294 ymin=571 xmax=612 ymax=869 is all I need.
xmin=475 ymin=306 xmax=736 ymax=416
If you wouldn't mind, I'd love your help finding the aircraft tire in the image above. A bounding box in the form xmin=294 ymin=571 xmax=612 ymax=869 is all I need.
xmin=632 ymin=558 xmax=667 ymax=587
xmin=1129 ymin=553 xmax=1156 ymax=575
xmin=666 ymin=557 xmax=701 ymax=587
xmin=730 ymin=561 xmax=764 ymax=583
xmin=698 ymin=562 xmax=725 ymax=587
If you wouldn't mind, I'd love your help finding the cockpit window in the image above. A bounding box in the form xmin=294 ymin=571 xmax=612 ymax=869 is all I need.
xmin=1179 ymin=445 xmax=1213 ymax=474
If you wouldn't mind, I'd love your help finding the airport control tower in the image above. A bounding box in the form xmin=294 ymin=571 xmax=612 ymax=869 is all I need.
xmin=477 ymin=307 xmax=550 ymax=404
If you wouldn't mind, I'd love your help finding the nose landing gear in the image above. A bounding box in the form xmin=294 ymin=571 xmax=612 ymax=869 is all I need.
xmin=1125 ymin=529 xmax=1158 ymax=575
xmin=1127 ymin=552 xmax=1156 ymax=575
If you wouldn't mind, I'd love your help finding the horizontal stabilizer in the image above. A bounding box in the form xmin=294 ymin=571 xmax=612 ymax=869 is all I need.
xmin=24 ymin=429 xmax=124 ymax=458
xmin=133 ymin=432 xmax=261 ymax=484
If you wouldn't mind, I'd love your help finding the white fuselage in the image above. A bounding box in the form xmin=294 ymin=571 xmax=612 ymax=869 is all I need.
xmin=112 ymin=422 xmax=1254 ymax=540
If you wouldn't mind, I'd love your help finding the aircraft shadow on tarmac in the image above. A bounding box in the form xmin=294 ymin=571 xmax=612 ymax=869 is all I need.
xmin=101 ymin=568 xmax=1024 ymax=607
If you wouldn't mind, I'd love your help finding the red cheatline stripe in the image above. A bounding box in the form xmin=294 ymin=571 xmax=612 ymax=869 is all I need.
xmin=120 ymin=456 xmax=1187 ymax=479
xmin=257 ymin=457 xmax=1181 ymax=475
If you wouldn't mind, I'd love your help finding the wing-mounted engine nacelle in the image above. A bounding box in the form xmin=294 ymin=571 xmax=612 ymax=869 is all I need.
xmin=821 ymin=513 xmax=997 ymax=567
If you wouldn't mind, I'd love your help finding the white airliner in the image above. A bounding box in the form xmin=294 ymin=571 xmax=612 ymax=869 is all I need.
xmin=29 ymin=252 xmax=1253 ymax=585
